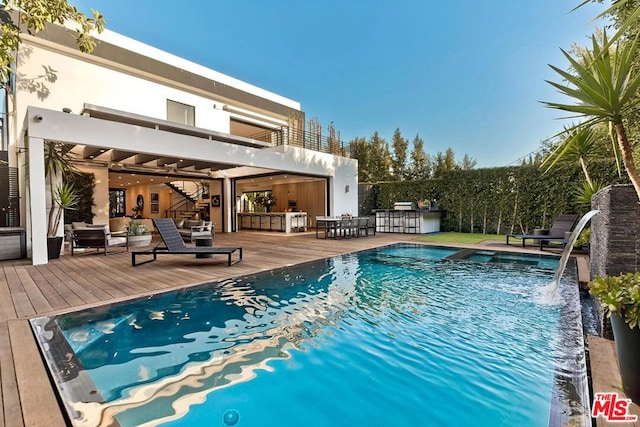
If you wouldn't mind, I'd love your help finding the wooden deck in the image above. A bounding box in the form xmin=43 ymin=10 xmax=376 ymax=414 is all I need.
xmin=0 ymin=232 xmax=588 ymax=426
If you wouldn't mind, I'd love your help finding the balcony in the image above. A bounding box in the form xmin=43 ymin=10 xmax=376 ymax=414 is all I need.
xmin=250 ymin=127 xmax=350 ymax=158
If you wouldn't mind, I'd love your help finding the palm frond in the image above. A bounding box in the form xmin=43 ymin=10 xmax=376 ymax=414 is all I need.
xmin=575 ymin=180 xmax=605 ymax=208
xmin=545 ymin=31 xmax=639 ymax=124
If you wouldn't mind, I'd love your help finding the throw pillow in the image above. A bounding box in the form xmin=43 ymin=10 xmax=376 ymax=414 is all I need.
xmin=72 ymin=221 xmax=87 ymax=229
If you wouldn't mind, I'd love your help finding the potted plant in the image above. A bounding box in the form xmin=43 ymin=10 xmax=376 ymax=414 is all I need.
xmin=589 ymin=273 xmax=640 ymax=403
xmin=45 ymin=141 xmax=80 ymax=259
xmin=127 ymin=220 xmax=152 ymax=247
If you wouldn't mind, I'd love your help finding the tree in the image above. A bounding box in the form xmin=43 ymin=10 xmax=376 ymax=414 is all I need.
xmin=390 ymin=127 xmax=408 ymax=180
xmin=577 ymin=0 xmax=639 ymax=48
xmin=542 ymin=125 xmax=607 ymax=187
xmin=327 ymin=121 xmax=342 ymax=155
xmin=589 ymin=1 xmax=640 ymax=151
xmin=368 ymin=131 xmax=392 ymax=182
xmin=408 ymin=134 xmax=431 ymax=180
xmin=544 ymin=32 xmax=640 ymax=200
xmin=44 ymin=141 xmax=79 ymax=237
xmin=349 ymin=137 xmax=372 ymax=182
xmin=459 ymin=154 xmax=477 ymax=170
xmin=433 ymin=147 xmax=458 ymax=178
xmin=1 ymin=1 xmax=105 ymax=82
xmin=307 ymin=117 xmax=322 ymax=150
xmin=541 ymin=124 xmax=612 ymax=207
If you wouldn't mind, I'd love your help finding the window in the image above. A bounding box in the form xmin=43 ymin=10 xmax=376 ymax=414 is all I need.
xmin=167 ymin=100 xmax=195 ymax=126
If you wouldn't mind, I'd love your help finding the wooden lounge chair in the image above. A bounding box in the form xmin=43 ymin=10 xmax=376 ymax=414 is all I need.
xmin=506 ymin=214 xmax=579 ymax=250
xmin=132 ymin=218 xmax=242 ymax=267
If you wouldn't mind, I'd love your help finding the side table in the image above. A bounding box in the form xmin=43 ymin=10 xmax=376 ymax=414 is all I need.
xmin=195 ymin=236 xmax=213 ymax=258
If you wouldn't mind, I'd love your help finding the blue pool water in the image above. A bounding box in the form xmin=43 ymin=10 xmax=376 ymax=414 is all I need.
xmin=31 ymin=244 xmax=589 ymax=427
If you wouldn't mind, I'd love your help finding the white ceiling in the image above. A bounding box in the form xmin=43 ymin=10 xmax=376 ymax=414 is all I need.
xmin=108 ymin=172 xmax=325 ymax=190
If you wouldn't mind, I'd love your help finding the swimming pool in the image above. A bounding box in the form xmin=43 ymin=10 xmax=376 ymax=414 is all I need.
xmin=31 ymin=244 xmax=590 ymax=426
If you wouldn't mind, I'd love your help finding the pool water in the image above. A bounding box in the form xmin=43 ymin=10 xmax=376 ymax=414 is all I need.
xmin=31 ymin=244 xmax=589 ymax=427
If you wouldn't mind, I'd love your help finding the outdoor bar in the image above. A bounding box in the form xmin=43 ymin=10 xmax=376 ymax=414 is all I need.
xmin=375 ymin=202 xmax=445 ymax=234
xmin=237 ymin=212 xmax=308 ymax=233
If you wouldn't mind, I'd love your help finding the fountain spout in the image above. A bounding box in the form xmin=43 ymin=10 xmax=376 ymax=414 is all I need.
xmin=538 ymin=210 xmax=599 ymax=304
xmin=552 ymin=210 xmax=599 ymax=285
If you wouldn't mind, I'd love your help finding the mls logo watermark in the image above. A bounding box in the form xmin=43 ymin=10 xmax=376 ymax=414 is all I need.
xmin=592 ymin=392 xmax=638 ymax=422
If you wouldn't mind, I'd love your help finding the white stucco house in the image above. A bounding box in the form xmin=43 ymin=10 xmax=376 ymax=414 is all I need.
xmin=4 ymin=19 xmax=357 ymax=265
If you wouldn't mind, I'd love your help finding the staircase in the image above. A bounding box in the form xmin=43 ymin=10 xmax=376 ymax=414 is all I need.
xmin=165 ymin=181 xmax=210 ymax=219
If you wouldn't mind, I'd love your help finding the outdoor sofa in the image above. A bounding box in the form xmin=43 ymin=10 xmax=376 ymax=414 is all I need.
xmin=70 ymin=226 xmax=128 ymax=255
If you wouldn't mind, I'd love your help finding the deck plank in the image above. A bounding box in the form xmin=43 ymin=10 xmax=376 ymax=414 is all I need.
xmin=3 ymin=265 xmax=34 ymax=319
xmin=0 ymin=268 xmax=17 ymax=322
xmin=12 ymin=263 xmax=52 ymax=314
xmin=9 ymin=320 xmax=65 ymax=427
xmin=33 ymin=265 xmax=85 ymax=308
xmin=23 ymin=267 xmax=70 ymax=312
xmin=0 ymin=321 xmax=22 ymax=427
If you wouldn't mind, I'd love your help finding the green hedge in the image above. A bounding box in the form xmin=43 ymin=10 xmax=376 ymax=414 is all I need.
xmin=360 ymin=162 xmax=627 ymax=234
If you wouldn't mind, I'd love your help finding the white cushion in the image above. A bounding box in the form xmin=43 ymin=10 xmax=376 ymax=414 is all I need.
xmin=107 ymin=236 xmax=127 ymax=247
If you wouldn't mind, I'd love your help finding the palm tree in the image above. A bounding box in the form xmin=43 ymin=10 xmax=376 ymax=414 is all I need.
xmin=44 ymin=141 xmax=79 ymax=237
xmin=544 ymin=32 xmax=640 ymax=200
xmin=542 ymin=125 xmax=605 ymax=187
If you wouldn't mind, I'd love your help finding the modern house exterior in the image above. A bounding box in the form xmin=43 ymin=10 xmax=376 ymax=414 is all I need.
xmin=5 ymin=20 xmax=358 ymax=265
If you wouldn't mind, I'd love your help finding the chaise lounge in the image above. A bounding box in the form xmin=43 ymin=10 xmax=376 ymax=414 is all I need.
xmin=506 ymin=213 xmax=578 ymax=250
xmin=131 ymin=218 xmax=242 ymax=267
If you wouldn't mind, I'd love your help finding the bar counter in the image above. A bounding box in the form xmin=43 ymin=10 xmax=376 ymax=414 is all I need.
xmin=238 ymin=212 xmax=308 ymax=233
xmin=374 ymin=209 xmax=445 ymax=234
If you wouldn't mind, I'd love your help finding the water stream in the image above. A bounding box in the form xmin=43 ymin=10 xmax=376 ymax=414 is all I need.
xmin=537 ymin=210 xmax=599 ymax=304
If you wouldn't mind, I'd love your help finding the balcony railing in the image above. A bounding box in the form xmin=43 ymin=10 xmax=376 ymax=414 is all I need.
xmin=249 ymin=127 xmax=350 ymax=158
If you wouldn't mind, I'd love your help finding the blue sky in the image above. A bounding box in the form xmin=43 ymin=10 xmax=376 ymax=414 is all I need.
xmin=71 ymin=0 xmax=604 ymax=168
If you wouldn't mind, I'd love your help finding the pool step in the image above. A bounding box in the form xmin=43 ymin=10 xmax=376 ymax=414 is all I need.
xmin=445 ymin=248 xmax=477 ymax=261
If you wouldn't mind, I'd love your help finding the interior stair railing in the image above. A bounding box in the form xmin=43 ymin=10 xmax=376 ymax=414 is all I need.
xmin=164 ymin=181 xmax=209 ymax=220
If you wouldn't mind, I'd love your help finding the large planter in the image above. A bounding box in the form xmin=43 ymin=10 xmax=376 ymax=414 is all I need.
xmin=47 ymin=236 xmax=63 ymax=260
xmin=611 ymin=313 xmax=640 ymax=404
xmin=128 ymin=234 xmax=152 ymax=247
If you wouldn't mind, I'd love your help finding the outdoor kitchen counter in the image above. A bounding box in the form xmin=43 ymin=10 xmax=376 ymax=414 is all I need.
xmin=238 ymin=212 xmax=307 ymax=233
xmin=374 ymin=209 xmax=446 ymax=234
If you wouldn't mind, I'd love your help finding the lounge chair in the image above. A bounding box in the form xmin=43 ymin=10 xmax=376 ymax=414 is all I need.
xmin=506 ymin=214 xmax=578 ymax=250
xmin=132 ymin=218 xmax=242 ymax=267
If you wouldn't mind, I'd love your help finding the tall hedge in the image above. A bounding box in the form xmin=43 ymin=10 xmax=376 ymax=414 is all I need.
xmin=360 ymin=161 xmax=627 ymax=234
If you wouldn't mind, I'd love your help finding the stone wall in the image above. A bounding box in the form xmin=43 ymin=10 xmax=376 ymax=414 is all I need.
xmin=590 ymin=184 xmax=640 ymax=338
xmin=591 ymin=184 xmax=640 ymax=278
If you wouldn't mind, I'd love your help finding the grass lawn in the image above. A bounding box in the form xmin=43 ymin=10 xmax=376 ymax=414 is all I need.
xmin=417 ymin=232 xmax=506 ymax=244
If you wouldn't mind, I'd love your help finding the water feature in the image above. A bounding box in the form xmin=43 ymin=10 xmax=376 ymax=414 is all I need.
xmin=538 ymin=209 xmax=599 ymax=303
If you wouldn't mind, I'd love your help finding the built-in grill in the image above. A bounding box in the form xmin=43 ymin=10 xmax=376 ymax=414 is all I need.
xmin=393 ymin=202 xmax=413 ymax=211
